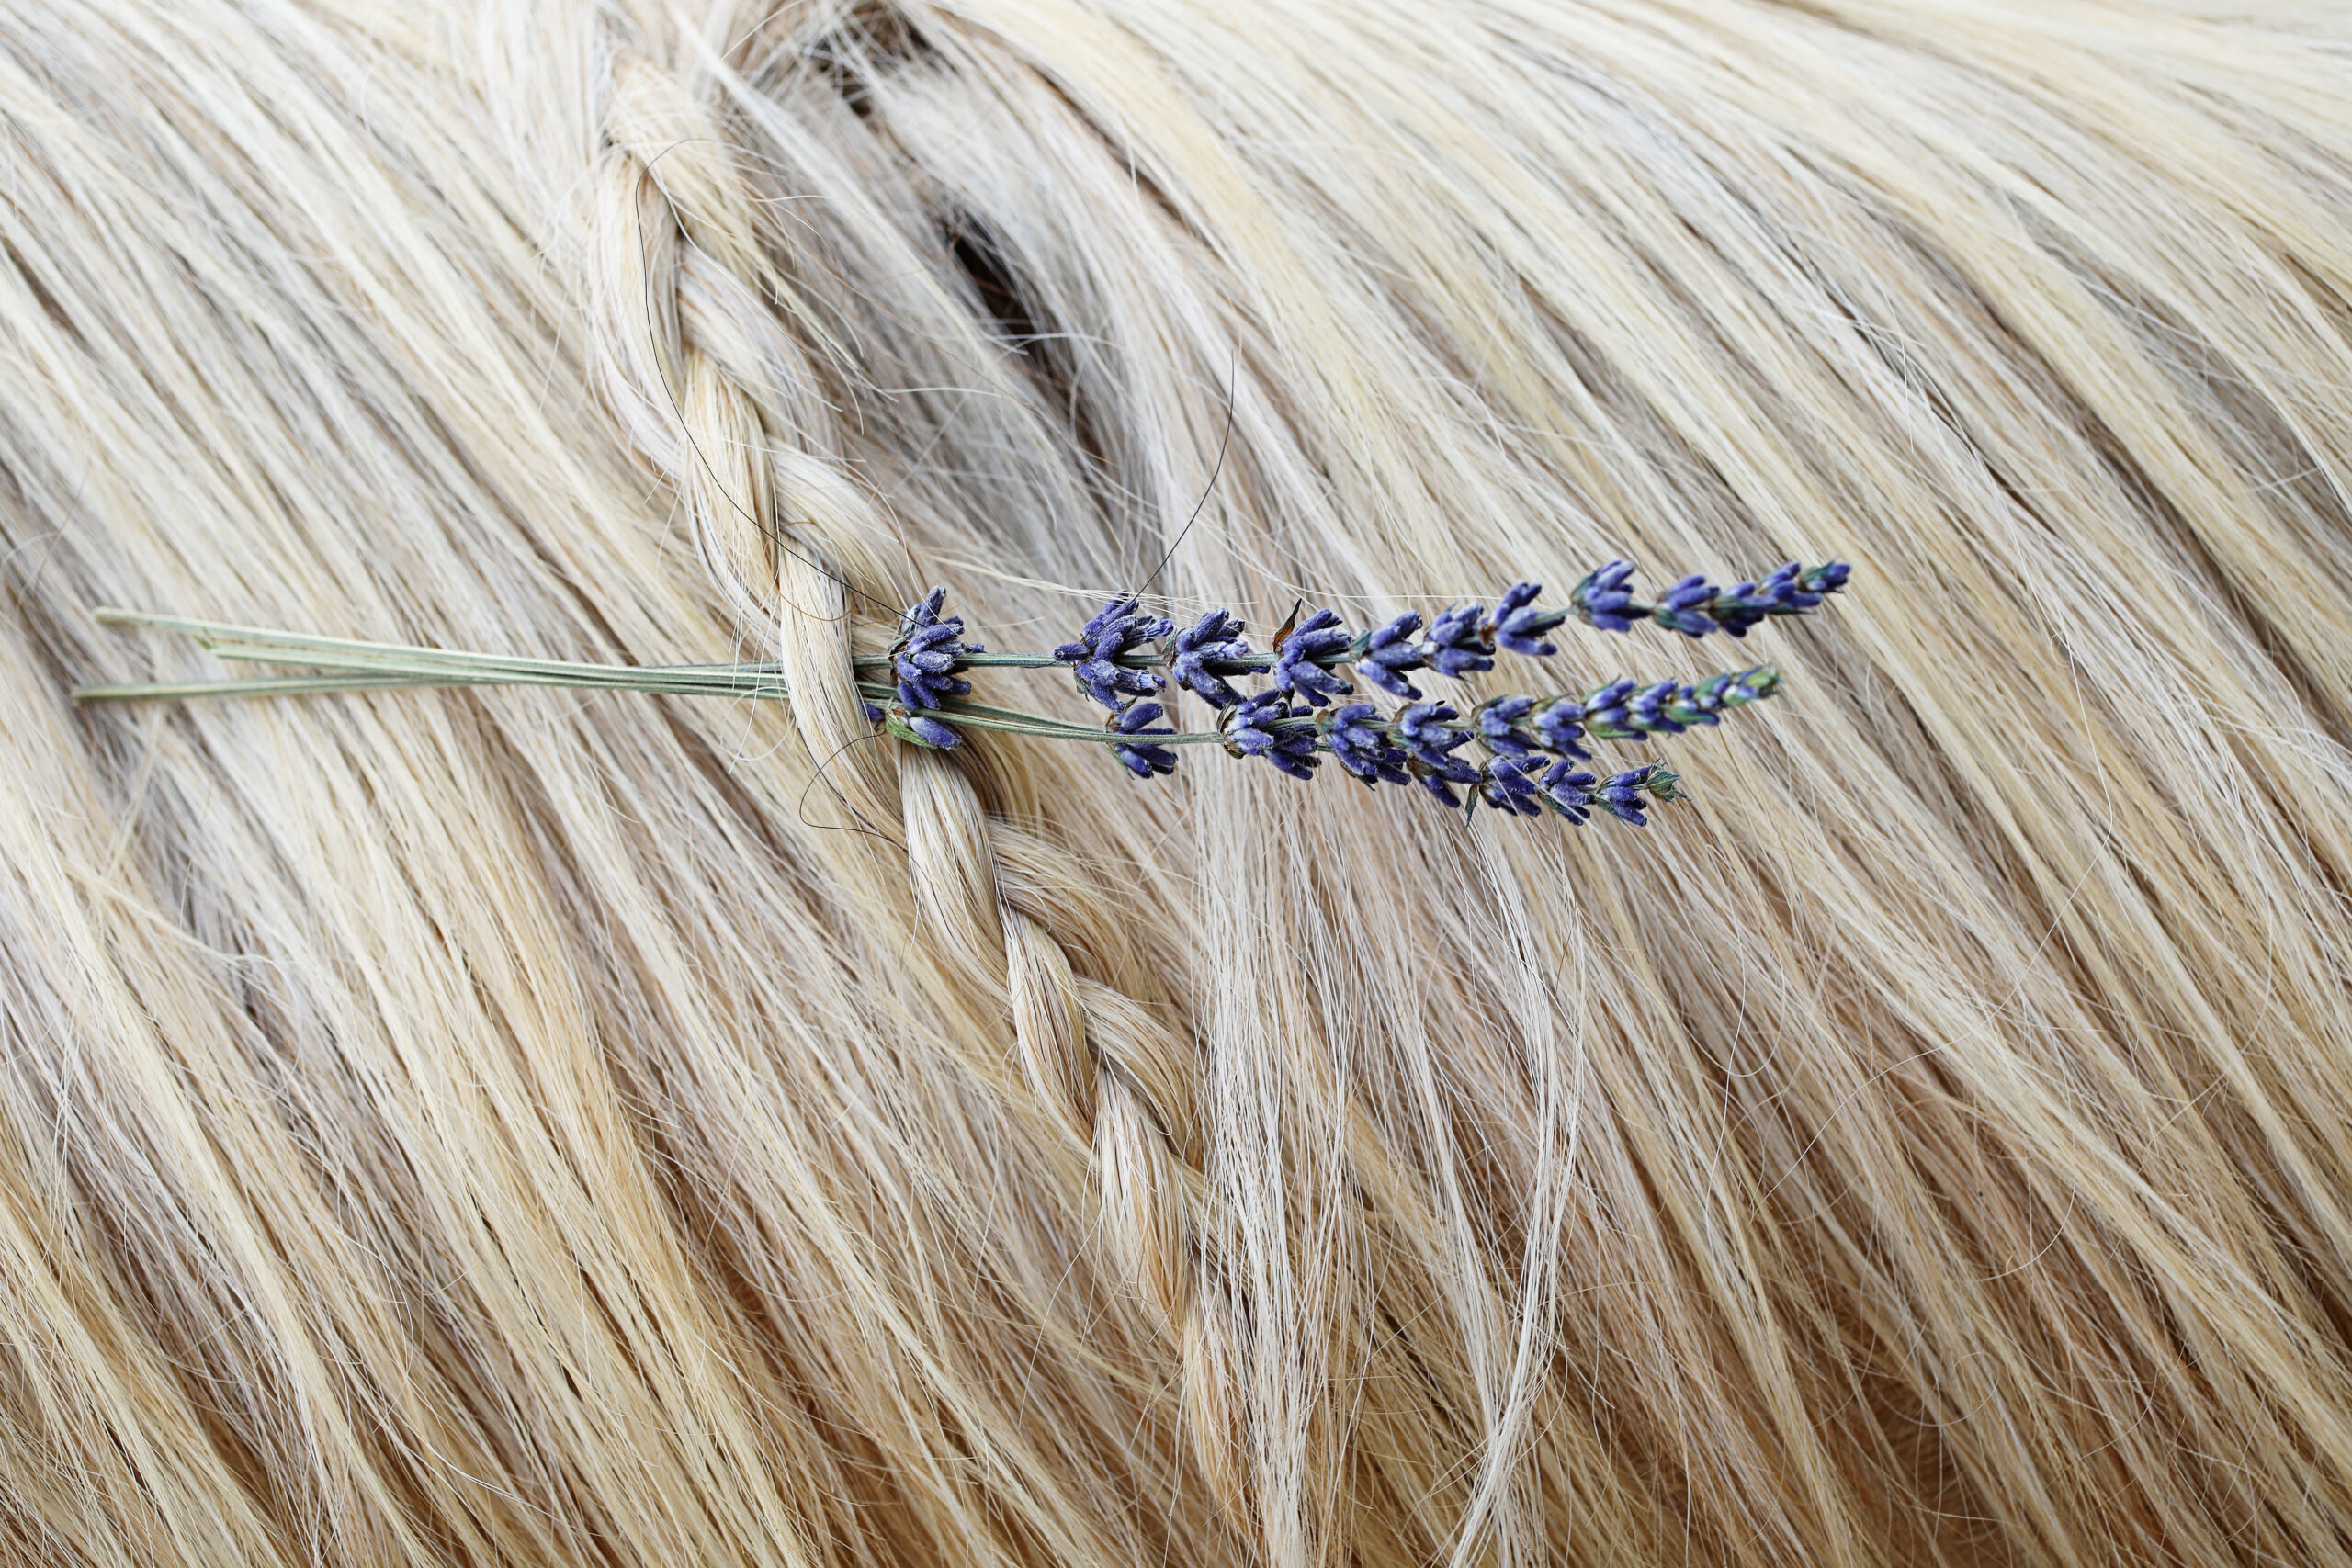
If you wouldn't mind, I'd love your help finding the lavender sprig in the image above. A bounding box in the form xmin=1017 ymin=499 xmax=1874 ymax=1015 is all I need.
xmin=1537 ymin=762 xmax=1681 ymax=826
xmin=1420 ymin=602 xmax=1495 ymax=678
xmin=1491 ymin=581 xmax=1568 ymax=658
xmin=90 ymin=561 xmax=1840 ymax=834
xmin=1474 ymin=756 xmax=1544 ymax=818
xmin=1569 ymin=559 xmax=1849 ymax=638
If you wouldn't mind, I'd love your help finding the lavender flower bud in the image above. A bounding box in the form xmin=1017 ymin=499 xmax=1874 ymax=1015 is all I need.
xmin=1538 ymin=761 xmax=1597 ymax=824
xmin=1490 ymin=581 xmax=1567 ymax=658
xmin=1570 ymin=560 xmax=1639 ymax=634
xmin=1597 ymin=766 xmax=1657 ymax=825
xmin=909 ymin=715 xmax=963 ymax=749
xmin=1322 ymin=702 xmax=1410 ymax=787
xmin=1055 ymin=594 xmax=1171 ymax=711
xmin=1224 ymin=690 xmax=1321 ymax=780
xmin=1272 ymin=607 xmax=1355 ymax=707
xmin=1396 ymin=701 xmax=1477 ymax=776
xmin=1354 ymin=611 xmax=1427 ymax=698
xmin=1171 ymin=608 xmax=1251 ymax=708
xmin=1627 ymin=679 xmax=1688 ymax=735
xmin=1420 ymin=602 xmax=1495 ymax=678
xmin=1706 ymin=579 xmax=1775 ymax=637
xmin=1581 ymin=678 xmax=1637 ymax=732
xmin=884 ymin=703 xmax=963 ymax=749
xmin=1532 ymin=696 xmax=1590 ymax=760
xmin=1476 ymin=756 xmax=1544 ymax=818
xmin=891 ymin=588 xmax=983 ymax=710
xmin=1651 ymin=574 xmax=1718 ymax=637
xmin=1476 ymin=694 xmax=1540 ymax=758
xmin=1111 ymin=700 xmax=1178 ymax=779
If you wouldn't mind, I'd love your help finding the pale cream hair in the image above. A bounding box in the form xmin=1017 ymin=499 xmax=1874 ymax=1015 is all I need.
xmin=4 ymin=0 xmax=2351 ymax=1563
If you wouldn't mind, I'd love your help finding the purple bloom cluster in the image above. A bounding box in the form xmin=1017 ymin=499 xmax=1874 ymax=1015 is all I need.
xmin=865 ymin=559 xmax=1844 ymax=827
xmin=1056 ymin=596 xmax=1171 ymax=711
xmin=1171 ymin=609 xmax=1251 ymax=707
xmin=887 ymin=587 xmax=985 ymax=748
xmin=1271 ymin=608 xmax=1355 ymax=706
xmin=1111 ymin=700 xmax=1178 ymax=778
xmin=1570 ymin=559 xmax=1850 ymax=639
xmin=1225 ymin=689 xmax=1321 ymax=780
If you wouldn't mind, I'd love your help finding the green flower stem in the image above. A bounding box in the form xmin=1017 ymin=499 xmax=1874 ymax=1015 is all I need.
xmin=73 ymin=608 xmax=1779 ymax=751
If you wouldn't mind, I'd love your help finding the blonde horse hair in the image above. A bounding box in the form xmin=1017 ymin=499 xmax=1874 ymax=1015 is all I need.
xmin=6 ymin=1 xmax=2352 ymax=1564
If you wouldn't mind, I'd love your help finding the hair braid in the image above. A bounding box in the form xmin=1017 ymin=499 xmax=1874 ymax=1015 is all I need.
xmin=585 ymin=28 xmax=1248 ymax=1515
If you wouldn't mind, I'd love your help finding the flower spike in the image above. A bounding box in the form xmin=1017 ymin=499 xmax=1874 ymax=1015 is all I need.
xmin=1570 ymin=559 xmax=1850 ymax=638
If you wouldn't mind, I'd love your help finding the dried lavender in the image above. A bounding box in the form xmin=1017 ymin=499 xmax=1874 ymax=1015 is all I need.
xmin=1420 ymin=602 xmax=1495 ymax=678
xmin=1476 ymin=694 xmax=1541 ymax=759
xmin=1476 ymin=756 xmax=1544 ymax=818
xmin=1353 ymin=611 xmax=1428 ymax=699
xmin=1111 ymin=700 xmax=1178 ymax=779
xmin=86 ymin=558 xmax=1845 ymax=834
xmin=893 ymin=587 xmax=982 ymax=710
xmin=1056 ymin=596 xmax=1171 ymax=711
xmin=1492 ymin=581 xmax=1568 ymax=658
xmin=1270 ymin=608 xmax=1355 ymax=707
xmin=1170 ymin=608 xmax=1252 ymax=707
xmin=1569 ymin=559 xmax=1849 ymax=638
xmin=1323 ymin=702 xmax=1412 ymax=788
xmin=1224 ymin=689 xmax=1322 ymax=780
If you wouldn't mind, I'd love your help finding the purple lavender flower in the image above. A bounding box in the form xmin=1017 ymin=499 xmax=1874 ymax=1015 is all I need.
xmin=1224 ymin=689 xmax=1321 ymax=780
xmin=1354 ymin=611 xmax=1428 ymax=699
xmin=1571 ymin=558 xmax=1851 ymax=637
xmin=1490 ymin=581 xmax=1567 ymax=658
xmin=1580 ymin=678 xmax=1638 ymax=733
xmin=1650 ymin=575 xmax=1717 ymax=637
xmin=1570 ymin=560 xmax=1639 ymax=634
xmin=1532 ymin=697 xmax=1591 ymax=760
xmin=881 ymin=704 xmax=964 ymax=750
xmin=1395 ymin=700 xmax=1479 ymax=805
xmin=1538 ymin=761 xmax=1598 ymax=824
xmin=1627 ymin=680 xmax=1688 ymax=735
xmin=1596 ymin=766 xmax=1659 ymax=825
xmin=1420 ymin=602 xmax=1495 ymax=679
xmin=1704 ymin=578 xmax=1776 ymax=637
xmin=1322 ymin=702 xmax=1411 ymax=787
xmin=908 ymin=714 xmax=963 ymax=749
xmin=1395 ymin=701 xmax=1476 ymax=775
xmin=1580 ymin=666 xmax=1780 ymax=739
xmin=1110 ymin=700 xmax=1178 ymax=779
xmin=1475 ymin=756 xmax=1544 ymax=818
xmin=1055 ymin=595 xmax=1171 ymax=712
xmin=892 ymin=587 xmax=982 ymax=710
xmin=1170 ymin=608 xmax=1251 ymax=708
xmin=1475 ymin=694 xmax=1540 ymax=759
xmin=1271 ymin=607 xmax=1355 ymax=707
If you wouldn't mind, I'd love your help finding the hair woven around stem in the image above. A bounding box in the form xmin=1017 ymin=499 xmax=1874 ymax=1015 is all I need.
xmin=588 ymin=32 xmax=1250 ymax=1515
